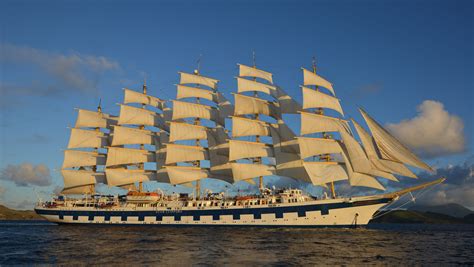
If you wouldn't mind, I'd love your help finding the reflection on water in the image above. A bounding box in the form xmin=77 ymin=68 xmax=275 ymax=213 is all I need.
xmin=0 ymin=222 xmax=473 ymax=265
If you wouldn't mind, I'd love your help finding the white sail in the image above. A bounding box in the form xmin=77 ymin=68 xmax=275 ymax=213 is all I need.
xmin=111 ymin=126 xmax=158 ymax=146
xmin=62 ymin=150 xmax=106 ymax=169
xmin=339 ymin=130 xmax=398 ymax=181
xmin=352 ymin=120 xmax=416 ymax=178
xmin=297 ymin=137 xmax=343 ymax=159
xmin=117 ymin=104 xmax=166 ymax=129
xmin=275 ymin=86 xmax=302 ymax=114
xmin=375 ymin=159 xmax=417 ymax=178
xmin=236 ymin=77 xmax=276 ymax=96
xmin=303 ymin=162 xmax=348 ymax=185
xmin=169 ymin=122 xmax=208 ymax=142
xmin=105 ymin=168 xmax=156 ymax=187
xmin=171 ymin=100 xmax=220 ymax=125
xmin=165 ymin=166 xmax=209 ymax=185
xmin=300 ymin=112 xmax=349 ymax=135
xmin=67 ymin=128 xmax=108 ymax=149
xmin=233 ymin=94 xmax=280 ymax=119
xmin=165 ymin=143 xmax=208 ymax=164
xmin=268 ymin=124 xmax=313 ymax=183
xmin=302 ymin=86 xmax=344 ymax=116
xmin=360 ymin=108 xmax=433 ymax=171
xmin=231 ymin=116 xmax=270 ymax=137
xmin=231 ymin=163 xmax=275 ymax=181
xmin=61 ymin=169 xmax=106 ymax=190
xmin=75 ymin=109 xmax=116 ymax=129
xmin=216 ymin=92 xmax=234 ymax=119
xmin=179 ymin=72 xmax=218 ymax=89
xmin=106 ymin=147 xmax=155 ymax=166
xmin=229 ymin=140 xmax=274 ymax=161
xmin=176 ymin=84 xmax=216 ymax=102
xmin=302 ymin=68 xmax=335 ymax=96
xmin=238 ymin=64 xmax=273 ymax=84
xmin=340 ymin=145 xmax=385 ymax=190
xmin=123 ymin=88 xmax=165 ymax=110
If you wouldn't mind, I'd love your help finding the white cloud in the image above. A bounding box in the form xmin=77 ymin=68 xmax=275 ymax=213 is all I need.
xmin=386 ymin=100 xmax=465 ymax=158
xmin=0 ymin=163 xmax=52 ymax=187
xmin=0 ymin=43 xmax=120 ymax=97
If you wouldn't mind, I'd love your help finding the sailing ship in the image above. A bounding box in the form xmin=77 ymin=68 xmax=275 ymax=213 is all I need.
xmin=35 ymin=58 xmax=444 ymax=226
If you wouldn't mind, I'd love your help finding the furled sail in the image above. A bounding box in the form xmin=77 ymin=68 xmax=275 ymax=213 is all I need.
xmin=238 ymin=64 xmax=273 ymax=84
xmin=229 ymin=140 xmax=274 ymax=161
xmin=359 ymin=108 xmax=433 ymax=172
xmin=231 ymin=116 xmax=270 ymax=138
xmin=301 ymin=86 xmax=344 ymax=116
xmin=233 ymin=93 xmax=281 ymax=119
xmin=67 ymin=128 xmax=108 ymax=149
xmin=111 ymin=125 xmax=159 ymax=146
xmin=123 ymin=88 xmax=165 ymax=110
xmin=179 ymin=72 xmax=219 ymax=89
xmin=302 ymin=68 xmax=335 ymax=96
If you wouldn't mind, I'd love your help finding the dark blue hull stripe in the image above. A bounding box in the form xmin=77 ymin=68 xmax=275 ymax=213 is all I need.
xmin=35 ymin=198 xmax=392 ymax=221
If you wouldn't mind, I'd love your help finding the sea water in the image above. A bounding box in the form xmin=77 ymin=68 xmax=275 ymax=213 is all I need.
xmin=0 ymin=221 xmax=473 ymax=265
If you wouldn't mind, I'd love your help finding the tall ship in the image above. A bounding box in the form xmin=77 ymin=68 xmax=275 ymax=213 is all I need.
xmin=35 ymin=58 xmax=444 ymax=226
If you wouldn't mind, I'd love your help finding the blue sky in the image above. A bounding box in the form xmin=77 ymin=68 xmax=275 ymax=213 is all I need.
xmin=0 ymin=0 xmax=472 ymax=209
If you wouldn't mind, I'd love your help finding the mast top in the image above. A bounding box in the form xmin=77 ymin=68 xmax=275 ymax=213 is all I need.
xmin=97 ymin=98 xmax=102 ymax=113
xmin=312 ymin=56 xmax=317 ymax=74
xmin=195 ymin=54 xmax=202 ymax=75
xmin=252 ymin=50 xmax=256 ymax=68
xmin=142 ymin=77 xmax=147 ymax=95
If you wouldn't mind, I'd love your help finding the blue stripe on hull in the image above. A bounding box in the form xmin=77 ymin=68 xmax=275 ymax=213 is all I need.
xmin=35 ymin=198 xmax=392 ymax=222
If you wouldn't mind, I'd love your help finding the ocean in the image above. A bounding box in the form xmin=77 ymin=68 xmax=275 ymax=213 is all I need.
xmin=0 ymin=221 xmax=473 ymax=265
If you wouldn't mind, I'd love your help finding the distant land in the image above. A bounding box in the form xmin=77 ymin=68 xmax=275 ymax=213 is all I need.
xmin=0 ymin=205 xmax=43 ymax=220
xmin=1 ymin=203 xmax=473 ymax=223
xmin=371 ymin=203 xmax=474 ymax=224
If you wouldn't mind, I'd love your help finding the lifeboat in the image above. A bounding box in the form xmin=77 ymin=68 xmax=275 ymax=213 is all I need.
xmin=126 ymin=191 xmax=160 ymax=203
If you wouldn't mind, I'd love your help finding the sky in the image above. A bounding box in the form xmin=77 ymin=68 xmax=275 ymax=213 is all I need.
xmin=0 ymin=0 xmax=473 ymax=209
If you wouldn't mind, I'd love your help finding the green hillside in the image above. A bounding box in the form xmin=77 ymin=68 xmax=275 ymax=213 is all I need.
xmin=0 ymin=205 xmax=43 ymax=220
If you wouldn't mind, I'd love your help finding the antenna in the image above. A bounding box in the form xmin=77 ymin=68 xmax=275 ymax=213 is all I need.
xmin=97 ymin=98 xmax=102 ymax=113
xmin=252 ymin=50 xmax=256 ymax=67
xmin=312 ymin=56 xmax=317 ymax=74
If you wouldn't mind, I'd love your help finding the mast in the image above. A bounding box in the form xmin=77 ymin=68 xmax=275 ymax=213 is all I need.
xmin=231 ymin=53 xmax=279 ymax=192
xmin=61 ymin=106 xmax=116 ymax=194
xmin=105 ymin=79 xmax=168 ymax=190
xmin=167 ymin=57 xmax=223 ymax=199
xmin=312 ymin=58 xmax=336 ymax=198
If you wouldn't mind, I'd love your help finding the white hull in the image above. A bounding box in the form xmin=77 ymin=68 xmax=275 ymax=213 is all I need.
xmin=35 ymin=195 xmax=392 ymax=227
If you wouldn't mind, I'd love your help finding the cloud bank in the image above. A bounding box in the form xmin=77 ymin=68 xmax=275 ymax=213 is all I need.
xmin=0 ymin=163 xmax=52 ymax=187
xmin=0 ymin=43 xmax=120 ymax=99
xmin=386 ymin=100 xmax=465 ymax=158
